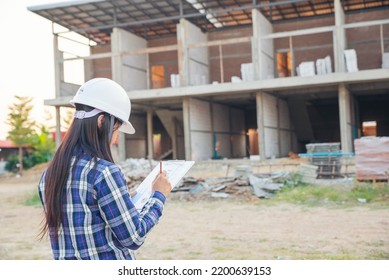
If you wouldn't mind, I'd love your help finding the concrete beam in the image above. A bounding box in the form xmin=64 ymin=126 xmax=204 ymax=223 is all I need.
xmin=62 ymin=45 xmax=178 ymax=62
xmin=344 ymin=18 xmax=389 ymax=30
xmin=263 ymin=25 xmax=334 ymax=39
xmin=127 ymin=69 xmax=389 ymax=101
xmin=44 ymin=69 xmax=389 ymax=106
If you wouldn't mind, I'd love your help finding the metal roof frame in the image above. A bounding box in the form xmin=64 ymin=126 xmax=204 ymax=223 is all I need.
xmin=28 ymin=0 xmax=389 ymax=44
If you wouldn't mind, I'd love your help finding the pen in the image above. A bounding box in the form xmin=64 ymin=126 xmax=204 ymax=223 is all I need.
xmin=160 ymin=161 xmax=162 ymax=174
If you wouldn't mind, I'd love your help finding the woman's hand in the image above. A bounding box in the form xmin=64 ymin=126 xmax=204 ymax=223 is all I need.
xmin=152 ymin=171 xmax=172 ymax=197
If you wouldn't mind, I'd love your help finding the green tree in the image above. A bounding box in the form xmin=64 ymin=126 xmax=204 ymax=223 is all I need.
xmin=30 ymin=125 xmax=55 ymax=164
xmin=7 ymin=96 xmax=36 ymax=174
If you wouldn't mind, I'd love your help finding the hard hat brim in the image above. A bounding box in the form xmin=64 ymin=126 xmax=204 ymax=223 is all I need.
xmin=120 ymin=121 xmax=135 ymax=134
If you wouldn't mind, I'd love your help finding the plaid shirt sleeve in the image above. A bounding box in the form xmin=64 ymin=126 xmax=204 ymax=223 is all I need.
xmin=96 ymin=164 xmax=165 ymax=250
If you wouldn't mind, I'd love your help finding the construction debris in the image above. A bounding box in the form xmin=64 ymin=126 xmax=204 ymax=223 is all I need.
xmin=118 ymin=158 xmax=355 ymax=203
xmin=118 ymin=158 xmax=292 ymax=201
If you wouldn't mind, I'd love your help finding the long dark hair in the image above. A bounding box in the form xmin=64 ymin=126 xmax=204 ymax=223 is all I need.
xmin=40 ymin=104 xmax=121 ymax=240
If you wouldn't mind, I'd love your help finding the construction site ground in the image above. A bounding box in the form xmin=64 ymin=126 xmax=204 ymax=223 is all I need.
xmin=0 ymin=158 xmax=388 ymax=260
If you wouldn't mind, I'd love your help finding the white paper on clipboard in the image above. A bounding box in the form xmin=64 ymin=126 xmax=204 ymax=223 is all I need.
xmin=131 ymin=160 xmax=195 ymax=211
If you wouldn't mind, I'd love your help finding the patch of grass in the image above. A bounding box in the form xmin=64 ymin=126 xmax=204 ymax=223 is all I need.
xmin=160 ymin=247 xmax=176 ymax=253
xmin=262 ymin=183 xmax=389 ymax=207
xmin=268 ymin=185 xmax=347 ymax=206
xmin=23 ymin=191 xmax=41 ymax=206
xmin=350 ymin=184 xmax=389 ymax=203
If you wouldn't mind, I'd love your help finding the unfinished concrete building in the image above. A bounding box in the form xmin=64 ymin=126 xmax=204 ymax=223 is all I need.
xmin=28 ymin=0 xmax=389 ymax=162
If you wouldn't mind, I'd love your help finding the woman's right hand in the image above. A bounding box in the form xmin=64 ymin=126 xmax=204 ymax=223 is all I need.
xmin=152 ymin=171 xmax=172 ymax=197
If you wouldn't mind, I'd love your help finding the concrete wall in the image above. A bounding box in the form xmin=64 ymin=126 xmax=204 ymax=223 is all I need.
xmin=148 ymin=37 xmax=178 ymax=88
xmin=263 ymin=93 xmax=279 ymax=157
xmin=187 ymin=21 xmax=209 ymax=86
xmin=115 ymin=29 xmax=148 ymax=91
xmin=177 ymin=19 xmax=209 ymax=86
xmin=125 ymin=114 xmax=147 ymax=158
xmin=85 ymin=44 xmax=112 ymax=80
xmin=346 ymin=12 xmax=389 ymax=70
xmin=274 ymin=17 xmax=335 ymax=77
xmin=261 ymin=93 xmax=296 ymax=158
xmin=272 ymin=9 xmax=389 ymax=74
xmin=185 ymin=98 xmax=246 ymax=161
xmin=253 ymin=10 xmax=274 ymax=80
xmin=188 ymin=98 xmax=213 ymax=160
xmin=208 ymin=27 xmax=252 ymax=83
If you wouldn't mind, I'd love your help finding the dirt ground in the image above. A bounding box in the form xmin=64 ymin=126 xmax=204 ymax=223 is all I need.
xmin=0 ymin=171 xmax=388 ymax=260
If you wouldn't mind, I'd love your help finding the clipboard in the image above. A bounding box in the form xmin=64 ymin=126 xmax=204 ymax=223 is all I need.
xmin=131 ymin=160 xmax=195 ymax=211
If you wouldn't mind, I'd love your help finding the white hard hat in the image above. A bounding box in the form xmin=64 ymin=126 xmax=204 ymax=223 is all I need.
xmin=70 ymin=78 xmax=135 ymax=134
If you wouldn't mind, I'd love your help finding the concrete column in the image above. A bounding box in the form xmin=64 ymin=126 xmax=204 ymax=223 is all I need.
xmin=147 ymin=109 xmax=154 ymax=160
xmin=53 ymin=34 xmax=63 ymax=149
xmin=182 ymin=97 xmax=191 ymax=160
xmin=334 ymin=0 xmax=346 ymax=72
xmin=55 ymin=106 xmax=62 ymax=149
xmin=172 ymin=117 xmax=177 ymax=159
xmin=338 ymin=83 xmax=353 ymax=152
xmin=111 ymin=28 xmax=125 ymax=162
xmin=256 ymin=92 xmax=266 ymax=161
xmin=177 ymin=19 xmax=189 ymax=87
xmin=111 ymin=28 xmax=148 ymax=162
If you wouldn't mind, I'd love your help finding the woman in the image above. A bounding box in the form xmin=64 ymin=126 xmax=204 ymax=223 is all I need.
xmin=38 ymin=78 xmax=171 ymax=259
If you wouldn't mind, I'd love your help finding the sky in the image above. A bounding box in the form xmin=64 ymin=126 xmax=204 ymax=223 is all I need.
xmin=0 ymin=0 xmax=85 ymax=140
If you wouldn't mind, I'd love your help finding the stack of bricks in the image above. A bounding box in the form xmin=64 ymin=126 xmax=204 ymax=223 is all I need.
xmin=355 ymin=137 xmax=389 ymax=180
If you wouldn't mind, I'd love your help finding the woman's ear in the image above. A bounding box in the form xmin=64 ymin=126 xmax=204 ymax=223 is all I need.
xmin=97 ymin=115 xmax=105 ymax=129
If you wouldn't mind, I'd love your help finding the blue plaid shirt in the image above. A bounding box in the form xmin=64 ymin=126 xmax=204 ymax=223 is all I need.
xmin=38 ymin=154 xmax=165 ymax=260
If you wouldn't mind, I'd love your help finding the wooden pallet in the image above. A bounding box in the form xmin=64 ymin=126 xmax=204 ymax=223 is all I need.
xmin=356 ymin=178 xmax=388 ymax=184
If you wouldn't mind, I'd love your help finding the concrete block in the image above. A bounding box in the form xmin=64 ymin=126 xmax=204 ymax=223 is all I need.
xmin=325 ymin=55 xmax=332 ymax=73
xmin=344 ymin=49 xmax=359 ymax=72
xmin=382 ymin=53 xmax=389 ymax=69
xmin=298 ymin=61 xmax=315 ymax=76
xmin=240 ymin=63 xmax=254 ymax=82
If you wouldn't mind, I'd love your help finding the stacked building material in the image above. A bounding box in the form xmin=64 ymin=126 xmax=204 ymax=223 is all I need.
xmin=354 ymin=137 xmax=389 ymax=180
xmin=305 ymin=143 xmax=342 ymax=178
xmin=382 ymin=53 xmax=389 ymax=69
xmin=297 ymin=61 xmax=315 ymax=76
xmin=344 ymin=49 xmax=359 ymax=72
xmin=241 ymin=63 xmax=254 ymax=81
xmin=170 ymin=74 xmax=180 ymax=88
xmin=316 ymin=55 xmax=332 ymax=75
